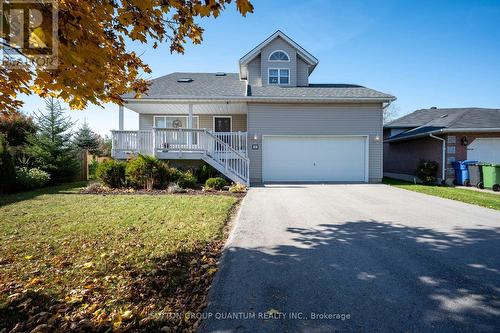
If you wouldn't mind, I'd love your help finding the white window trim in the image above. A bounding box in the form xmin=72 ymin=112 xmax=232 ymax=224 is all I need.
xmin=268 ymin=50 xmax=290 ymax=62
xmin=268 ymin=68 xmax=290 ymax=85
xmin=213 ymin=116 xmax=233 ymax=132
xmin=153 ymin=115 xmax=199 ymax=129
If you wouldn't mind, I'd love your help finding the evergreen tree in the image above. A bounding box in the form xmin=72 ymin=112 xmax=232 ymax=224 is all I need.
xmin=73 ymin=121 xmax=101 ymax=154
xmin=26 ymin=99 xmax=79 ymax=183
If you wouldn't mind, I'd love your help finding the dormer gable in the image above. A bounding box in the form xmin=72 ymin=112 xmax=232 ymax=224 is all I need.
xmin=239 ymin=30 xmax=318 ymax=87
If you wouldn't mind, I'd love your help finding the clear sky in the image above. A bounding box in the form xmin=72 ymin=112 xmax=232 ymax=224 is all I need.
xmin=19 ymin=0 xmax=500 ymax=136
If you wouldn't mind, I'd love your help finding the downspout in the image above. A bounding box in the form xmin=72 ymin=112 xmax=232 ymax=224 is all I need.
xmin=429 ymin=134 xmax=446 ymax=184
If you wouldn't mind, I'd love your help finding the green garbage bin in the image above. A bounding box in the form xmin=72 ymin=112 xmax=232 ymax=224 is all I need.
xmin=481 ymin=164 xmax=500 ymax=191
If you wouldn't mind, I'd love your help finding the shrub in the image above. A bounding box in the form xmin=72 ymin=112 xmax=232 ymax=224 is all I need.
xmin=229 ymin=183 xmax=247 ymax=193
xmin=96 ymin=159 xmax=126 ymax=188
xmin=16 ymin=167 xmax=50 ymax=190
xmin=177 ymin=171 xmax=197 ymax=189
xmin=205 ymin=177 xmax=228 ymax=191
xmin=126 ymin=155 xmax=159 ymax=190
xmin=0 ymin=134 xmax=17 ymax=193
xmin=156 ymin=164 xmax=182 ymax=189
xmin=125 ymin=155 xmax=178 ymax=190
xmin=416 ymin=160 xmax=439 ymax=184
xmin=88 ymin=158 xmax=100 ymax=179
xmin=0 ymin=111 xmax=36 ymax=147
xmin=195 ymin=162 xmax=219 ymax=184
xmin=155 ymin=163 xmax=171 ymax=189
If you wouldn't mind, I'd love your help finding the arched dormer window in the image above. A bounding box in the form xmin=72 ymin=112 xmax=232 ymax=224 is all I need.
xmin=269 ymin=50 xmax=290 ymax=62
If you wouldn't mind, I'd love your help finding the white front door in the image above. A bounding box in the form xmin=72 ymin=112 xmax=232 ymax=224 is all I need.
xmin=262 ymin=136 xmax=368 ymax=182
xmin=468 ymin=138 xmax=500 ymax=163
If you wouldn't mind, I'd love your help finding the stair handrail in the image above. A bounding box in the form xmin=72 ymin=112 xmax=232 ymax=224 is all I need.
xmin=203 ymin=129 xmax=249 ymax=184
xmin=203 ymin=129 xmax=249 ymax=162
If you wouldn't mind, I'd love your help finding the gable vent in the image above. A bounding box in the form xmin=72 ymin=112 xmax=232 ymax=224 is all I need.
xmin=177 ymin=78 xmax=193 ymax=83
xmin=215 ymin=72 xmax=226 ymax=76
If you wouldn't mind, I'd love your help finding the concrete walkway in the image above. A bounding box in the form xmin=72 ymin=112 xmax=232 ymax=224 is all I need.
xmin=199 ymin=184 xmax=500 ymax=332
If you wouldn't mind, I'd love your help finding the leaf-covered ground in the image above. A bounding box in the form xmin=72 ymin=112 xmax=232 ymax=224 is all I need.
xmin=0 ymin=183 xmax=239 ymax=332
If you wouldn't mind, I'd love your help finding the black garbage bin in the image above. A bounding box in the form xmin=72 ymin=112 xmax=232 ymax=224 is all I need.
xmin=467 ymin=163 xmax=484 ymax=189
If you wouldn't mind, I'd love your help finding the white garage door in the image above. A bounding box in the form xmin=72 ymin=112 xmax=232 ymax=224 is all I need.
xmin=262 ymin=136 xmax=367 ymax=182
xmin=468 ymin=138 xmax=500 ymax=163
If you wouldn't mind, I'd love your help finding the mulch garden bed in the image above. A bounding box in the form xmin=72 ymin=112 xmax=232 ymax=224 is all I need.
xmin=79 ymin=183 xmax=246 ymax=198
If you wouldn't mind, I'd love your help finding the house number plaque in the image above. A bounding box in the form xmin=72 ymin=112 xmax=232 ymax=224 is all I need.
xmin=252 ymin=144 xmax=259 ymax=150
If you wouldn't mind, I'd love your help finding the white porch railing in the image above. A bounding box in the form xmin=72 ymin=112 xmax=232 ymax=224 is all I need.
xmin=212 ymin=131 xmax=248 ymax=153
xmin=111 ymin=130 xmax=153 ymax=156
xmin=112 ymin=129 xmax=247 ymax=156
xmin=111 ymin=129 xmax=249 ymax=184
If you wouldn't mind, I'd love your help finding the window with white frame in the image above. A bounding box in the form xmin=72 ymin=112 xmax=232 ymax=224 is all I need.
xmin=154 ymin=116 xmax=199 ymax=145
xmin=269 ymin=50 xmax=290 ymax=61
xmin=268 ymin=68 xmax=289 ymax=85
xmin=154 ymin=116 xmax=198 ymax=129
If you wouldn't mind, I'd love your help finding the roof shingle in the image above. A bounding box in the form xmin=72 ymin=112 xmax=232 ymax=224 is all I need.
xmin=385 ymin=108 xmax=500 ymax=129
xmin=123 ymin=72 xmax=394 ymax=101
xmin=248 ymin=84 xmax=394 ymax=99
xmin=384 ymin=108 xmax=500 ymax=142
xmin=122 ymin=72 xmax=246 ymax=99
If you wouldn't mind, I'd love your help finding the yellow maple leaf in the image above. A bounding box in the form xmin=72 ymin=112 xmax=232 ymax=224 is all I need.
xmin=83 ymin=262 xmax=94 ymax=269
xmin=25 ymin=277 xmax=42 ymax=288
xmin=121 ymin=310 xmax=133 ymax=320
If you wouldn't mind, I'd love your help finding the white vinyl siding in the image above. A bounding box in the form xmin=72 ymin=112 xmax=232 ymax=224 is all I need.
xmin=247 ymin=55 xmax=262 ymax=86
xmin=261 ymin=36 xmax=297 ymax=86
xmin=247 ymin=103 xmax=384 ymax=184
xmin=296 ymin=57 xmax=309 ymax=86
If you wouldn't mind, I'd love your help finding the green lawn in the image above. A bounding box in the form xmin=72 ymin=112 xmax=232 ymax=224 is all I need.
xmin=0 ymin=183 xmax=239 ymax=332
xmin=383 ymin=178 xmax=500 ymax=211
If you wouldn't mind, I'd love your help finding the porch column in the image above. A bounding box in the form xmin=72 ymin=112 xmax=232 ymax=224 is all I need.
xmin=118 ymin=105 xmax=124 ymax=130
xmin=187 ymin=104 xmax=193 ymax=145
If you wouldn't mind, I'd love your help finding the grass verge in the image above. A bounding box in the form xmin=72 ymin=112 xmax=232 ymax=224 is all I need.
xmin=383 ymin=178 xmax=500 ymax=211
xmin=0 ymin=182 xmax=239 ymax=332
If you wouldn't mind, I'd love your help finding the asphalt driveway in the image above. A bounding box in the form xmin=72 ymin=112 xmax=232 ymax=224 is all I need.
xmin=199 ymin=184 xmax=500 ymax=332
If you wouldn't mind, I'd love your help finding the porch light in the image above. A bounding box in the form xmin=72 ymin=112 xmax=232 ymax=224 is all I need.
xmin=373 ymin=135 xmax=381 ymax=143
xmin=253 ymin=133 xmax=258 ymax=141
xmin=461 ymin=136 xmax=468 ymax=146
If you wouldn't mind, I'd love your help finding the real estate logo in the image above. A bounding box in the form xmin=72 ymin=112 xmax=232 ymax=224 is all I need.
xmin=1 ymin=0 xmax=58 ymax=68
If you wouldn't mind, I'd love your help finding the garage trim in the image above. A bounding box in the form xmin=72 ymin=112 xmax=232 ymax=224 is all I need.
xmin=261 ymin=134 xmax=370 ymax=183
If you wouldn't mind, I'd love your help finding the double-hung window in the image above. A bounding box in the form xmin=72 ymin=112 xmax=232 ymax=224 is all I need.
xmin=268 ymin=68 xmax=289 ymax=85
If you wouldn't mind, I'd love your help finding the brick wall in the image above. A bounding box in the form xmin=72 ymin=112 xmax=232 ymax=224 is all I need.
xmin=384 ymin=137 xmax=443 ymax=175
xmin=444 ymin=132 xmax=500 ymax=180
xmin=384 ymin=132 xmax=500 ymax=181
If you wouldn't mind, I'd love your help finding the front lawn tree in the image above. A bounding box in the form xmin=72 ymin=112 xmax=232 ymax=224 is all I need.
xmin=0 ymin=0 xmax=254 ymax=114
xmin=73 ymin=121 xmax=101 ymax=155
xmin=26 ymin=98 xmax=79 ymax=183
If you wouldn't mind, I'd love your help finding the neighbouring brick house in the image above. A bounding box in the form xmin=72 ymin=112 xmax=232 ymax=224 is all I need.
xmin=383 ymin=108 xmax=500 ymax=183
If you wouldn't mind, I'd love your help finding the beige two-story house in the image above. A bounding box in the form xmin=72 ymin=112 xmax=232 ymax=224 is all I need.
xmin=112 ymin=30 xmax=395 ymax=185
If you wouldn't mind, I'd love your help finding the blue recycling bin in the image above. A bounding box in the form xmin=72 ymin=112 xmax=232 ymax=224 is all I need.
xmin=452 ymin=160 xmax=477 ymax=185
